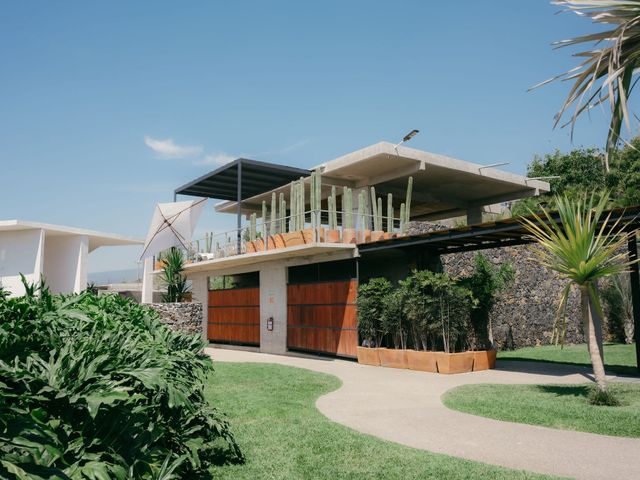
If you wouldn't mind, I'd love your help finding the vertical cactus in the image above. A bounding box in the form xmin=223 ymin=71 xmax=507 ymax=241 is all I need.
xmin=205 ymin=232 xmax=213 ymax=252
xmin=377 ymin=197 xmax=383 ymax=231
xmin=298 ymin=177 xmax=306 ymax=230
xmin=387 ymin=193 xmax=393 ymax=233
xmin=399 ymin=203 xmax=406 ymax=234
xmin=250 ymin=213 xmax=257 ymax=241
xmin=279 ymin=193 xmax=286 ymax=233
xmin=310 ymin=172 xmax=316 ymax=230
xmin=405 ymin=176 xmax=413 ymax=224
xmin=370 ymin=187 xmax=378 ymax=230
xmin=328 ymin=185 xmax=337 ymax=229
xmin=358 ymin=190 xmax=366 ymax=230
xmin=343 ymin=186 xmax=353 ymax=229
xmin=270 ymin=192 xmax=277 ymax=235
xmin=289 ymin=181 xmax=296 ymax=232
xmin=261 ymin=200 xmax=267 ymax=239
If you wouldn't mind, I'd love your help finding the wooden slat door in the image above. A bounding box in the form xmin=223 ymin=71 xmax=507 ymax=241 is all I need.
xmin=287 ymin=279 xmax=357 ymax=358
xmin=208 ymin=288 xmax=260 ymax=346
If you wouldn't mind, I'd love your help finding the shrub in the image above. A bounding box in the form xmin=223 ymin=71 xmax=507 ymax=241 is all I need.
xmin=602 ymin=274 xmax=635 ymax=344
xmin=0 ymin=282 xmax=242 ymax=479
xmin=161 ymin=248 xmax=190 ymax=303
xmin=381 ymin=289 xmax=408 ymax=349
xmin=400 ymin=270 xmax=475 ymax=352
xmin=356 ymin=278 xmax=392 ymax=347
xmin=462 ymin=253 xmax=514 ymax=350
xmin=588 ymin=386 xmax=620 ymax=407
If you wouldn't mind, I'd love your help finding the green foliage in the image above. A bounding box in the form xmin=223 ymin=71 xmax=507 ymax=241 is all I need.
xmin=0 ymin=286 xmax=242 ymax=479
xmin=400 ymin=270 xmax=475 ymax=353
xmin=381 ymin=289 xmax=407 ymax=349
xmin=462 ymin=253 xmax=514 ymax=350
xmin=588 ymin=386 xmax=620 ymax=407
xmin=160 ymin=248 xmax=190 ymax=303
xmin=602 ymin=274 xmax=635 ymax=344
xmin=355 ymin=278 xmax=392 ymax=347
xmin=511 ymin=142 xmax=640 ymax=216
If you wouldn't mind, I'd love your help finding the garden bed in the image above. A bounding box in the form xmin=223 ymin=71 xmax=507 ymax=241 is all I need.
xmin=356 ymin=347 xmax=496 ymax=373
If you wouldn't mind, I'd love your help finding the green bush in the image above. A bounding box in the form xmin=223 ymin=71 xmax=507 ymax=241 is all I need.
xmin=355 ymin=278 xmax=392 ymax=347
xmin=161 ymin=248 xmax=190 ymax=303
xmin=381 ymin=289 xmax=408 ymax=349
xmin=0 ymin=282 xmax=242 ymax=479
xmin=400 ymin=270 xmax=475 ymax=353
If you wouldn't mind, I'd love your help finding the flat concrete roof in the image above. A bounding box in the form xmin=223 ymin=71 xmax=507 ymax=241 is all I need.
xmin=0 ymin=220 xmax=143 ymax=252
xmin=215 ymin=142 xmax=550 ymax=221
xmin=181 ymin=243 xmax=357 ymax=275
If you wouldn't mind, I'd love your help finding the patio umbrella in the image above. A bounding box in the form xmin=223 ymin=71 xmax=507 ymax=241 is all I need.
xmin=140 ymin=198 xmax=207 ymax=260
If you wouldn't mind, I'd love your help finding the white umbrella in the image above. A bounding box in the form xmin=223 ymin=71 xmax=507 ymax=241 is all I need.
xmin=140 ymin=199 xmax=207 ymax=260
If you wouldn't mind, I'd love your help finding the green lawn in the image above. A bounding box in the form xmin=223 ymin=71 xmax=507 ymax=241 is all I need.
xmin=443 ymin=382 xmax=640 ymax=438
xmin=205 ymin=362 xmax=556 ymax=479
xmin=498 ymin=343 xmax=638 ymax=376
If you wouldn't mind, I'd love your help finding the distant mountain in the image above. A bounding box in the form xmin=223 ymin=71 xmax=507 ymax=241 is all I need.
xmin=88 ymin=268 xmax=140 ymax=286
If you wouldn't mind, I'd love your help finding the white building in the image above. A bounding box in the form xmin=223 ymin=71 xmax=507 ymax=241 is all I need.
xmin=0 ymin=220 xmax=142 ymax=297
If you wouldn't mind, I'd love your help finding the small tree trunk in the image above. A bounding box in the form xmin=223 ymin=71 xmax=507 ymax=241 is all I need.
xmin=581 ymin=285 xmax=608 ymax=392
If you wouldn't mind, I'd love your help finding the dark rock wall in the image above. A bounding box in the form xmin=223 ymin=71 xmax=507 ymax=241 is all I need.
xmin=148 ymin=302 xmax=203 ymax=336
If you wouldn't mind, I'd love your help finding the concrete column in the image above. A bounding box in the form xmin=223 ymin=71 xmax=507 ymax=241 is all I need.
xmin=73 ymin=235 xmax=89 ymax=294
xmin=190 ymin=273 xmax=209 ymax=343
xmin=141 ymin=257 xmax=154 ymax=304
xmin=466 ymin=206 xmax=483 ymax=225
xmin=259 ymin=265 xmax=287 ymax=354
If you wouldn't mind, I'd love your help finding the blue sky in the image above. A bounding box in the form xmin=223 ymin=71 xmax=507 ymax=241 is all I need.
xmin=0 ymin=1 xmax=625 ymax=273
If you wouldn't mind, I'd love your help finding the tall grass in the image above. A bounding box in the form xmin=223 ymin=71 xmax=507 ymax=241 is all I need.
xmin=0 ymin=281 xmax=242 ymax=479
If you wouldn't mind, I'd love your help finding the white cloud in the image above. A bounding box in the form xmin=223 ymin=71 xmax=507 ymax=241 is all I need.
xmin=195 ymin=152 xmax=236 ymax=166
xmin=144 ymin=136 xmax=203 ymax=159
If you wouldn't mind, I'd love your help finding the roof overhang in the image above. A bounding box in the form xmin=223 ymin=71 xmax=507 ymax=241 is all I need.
xmin=174 ymin=158 xmax=311 ymax=202
xmin=0 ymin=220 xmax=143 ymax=252
xmin=213 ymin=142 xmax=550 ymax=220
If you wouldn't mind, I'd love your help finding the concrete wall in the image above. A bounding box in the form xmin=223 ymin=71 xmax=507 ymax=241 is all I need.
xmin=259 ymin=265 xmax=287 ymax=354
xmin=0 ymin=229 xmax=44 ymax=296
xmin=43 ymin=234 xmax=88 ymax=294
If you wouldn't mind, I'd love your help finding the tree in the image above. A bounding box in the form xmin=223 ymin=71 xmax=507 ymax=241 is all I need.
xmin=510 ymin=141 xmax=640 ymax=215
xmin=463 ymin=253 xmax=514 ymax=350
xmin=356 ymin=277 xmax=392 ymax=347
xmin=539 ymin=0 xmax=640 ymax=170
xmin=520 ymin=193 xmax=638 ymax=398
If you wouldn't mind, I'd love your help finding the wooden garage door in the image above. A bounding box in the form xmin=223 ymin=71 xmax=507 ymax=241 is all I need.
xmin=287 ymin=279 xmax=357 ymax=358
xmin=208 ymin=288 xmax=260 ymax=346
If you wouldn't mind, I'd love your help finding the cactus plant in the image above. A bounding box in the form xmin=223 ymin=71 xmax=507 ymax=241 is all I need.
xmin=343 ymin=187 xmax=353 ymax=229
xmin=270 ymin=192 xmax=277 ymax=235
xmin=358 ymin=190 xmax=366 ymax=230
xmin=387 ymin=193 xmax=394 ymax=233
xmin=400 ymin=203 xmax=406 ymax=234
xmin=279 ymin=193 xmax=286 ymax=233
xmin=405 ymin=176 xmax=413 ymax=224
xmin=261 ymin=200 xmax=267 ymax=239
xmin=250 ymin=213 xmax=257 ymax=241
xmin=205 ymin=232 xmax=213 ymax=253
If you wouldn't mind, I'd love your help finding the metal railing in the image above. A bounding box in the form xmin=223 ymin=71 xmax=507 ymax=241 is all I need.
xmin=158 ymin=209 xmax=406 ymax=264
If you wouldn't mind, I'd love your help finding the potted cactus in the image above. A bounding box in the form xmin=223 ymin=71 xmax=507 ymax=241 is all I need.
xmin=342 ymin=187 xmax=356 ymax=244
xmin=356 ymin=190 xmax=371 ymax=243
xmin=325 ymin=185 xmax=340 ymax=243
xmin=370 ymin=187 xmax=385 ymax=242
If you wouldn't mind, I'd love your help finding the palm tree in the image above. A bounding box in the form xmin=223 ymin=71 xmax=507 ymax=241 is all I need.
xmin=520 ymin=193 xmax=637 ymax=393
xmin=535 ymin=0 xmax=640 ymax=171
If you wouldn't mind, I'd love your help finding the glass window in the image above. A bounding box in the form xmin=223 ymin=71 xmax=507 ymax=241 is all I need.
xmin=208 ymin=272 xmax=259 ymax=290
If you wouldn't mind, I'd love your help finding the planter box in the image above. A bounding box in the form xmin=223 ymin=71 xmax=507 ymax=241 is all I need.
xmin=472 ymin=349 xmax=497 ymax=371
xmin=357 ymin=229 xmax=371 ymax=244
xmin=324 ymin=229 xmax=341 ymax=243
xmin=370 ymin=230 xmax=385 ymax=242
xmin=406 ymin=350 xmax=438 ymax=373
xmin=435 ymin=351 xmax=475 ymax=374
xmin=356 ymin=347 xmax=381 ymax=366
xmin=342 ymin=228 xmax=356 ymax=244
xmin=378 ymin=348 xmax=408 ymax=369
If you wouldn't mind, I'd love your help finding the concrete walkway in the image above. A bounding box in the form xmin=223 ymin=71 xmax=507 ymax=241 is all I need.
xmin=206 ymin=347 xmax=640 ymax=480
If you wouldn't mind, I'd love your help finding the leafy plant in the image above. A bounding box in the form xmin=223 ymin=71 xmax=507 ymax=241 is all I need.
xmin=520 ymin=192 xmax=638 ymax=398
xmin=400 ymin=270 xmax=475 ymax=353
xmin=160 ymin=248 xmax=190 ymax=303
xmin=356 ymin=278 xmax=392 ymax=347
xmin=462 ymin=253 xmax=514 ymax=350
xmin=602 ymin=274 xmax=635 ymax=344
xmin=381 ymin=289 xmax=407 ymax=349
xmin=537 ymin=0 xmax=640 ymax=169
xmin=0 ymin=281 xmax=242 ymax=479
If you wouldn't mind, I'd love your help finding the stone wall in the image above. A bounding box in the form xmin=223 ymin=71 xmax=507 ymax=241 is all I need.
xmin=148 ymin=302 xmax=203 ymax=336
xmin=405 ymin=221 xmax=588 ymax=349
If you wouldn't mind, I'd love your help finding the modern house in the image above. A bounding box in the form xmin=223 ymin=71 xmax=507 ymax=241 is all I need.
xmin=0 ymin=220 xmax=142 ymax=297
xmin=152 ymin=142 xmax=552 ymax=358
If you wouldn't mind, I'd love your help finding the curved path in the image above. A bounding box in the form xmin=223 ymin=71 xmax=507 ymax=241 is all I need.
xmin=206 ymin=347 xmax=640 ymax=480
